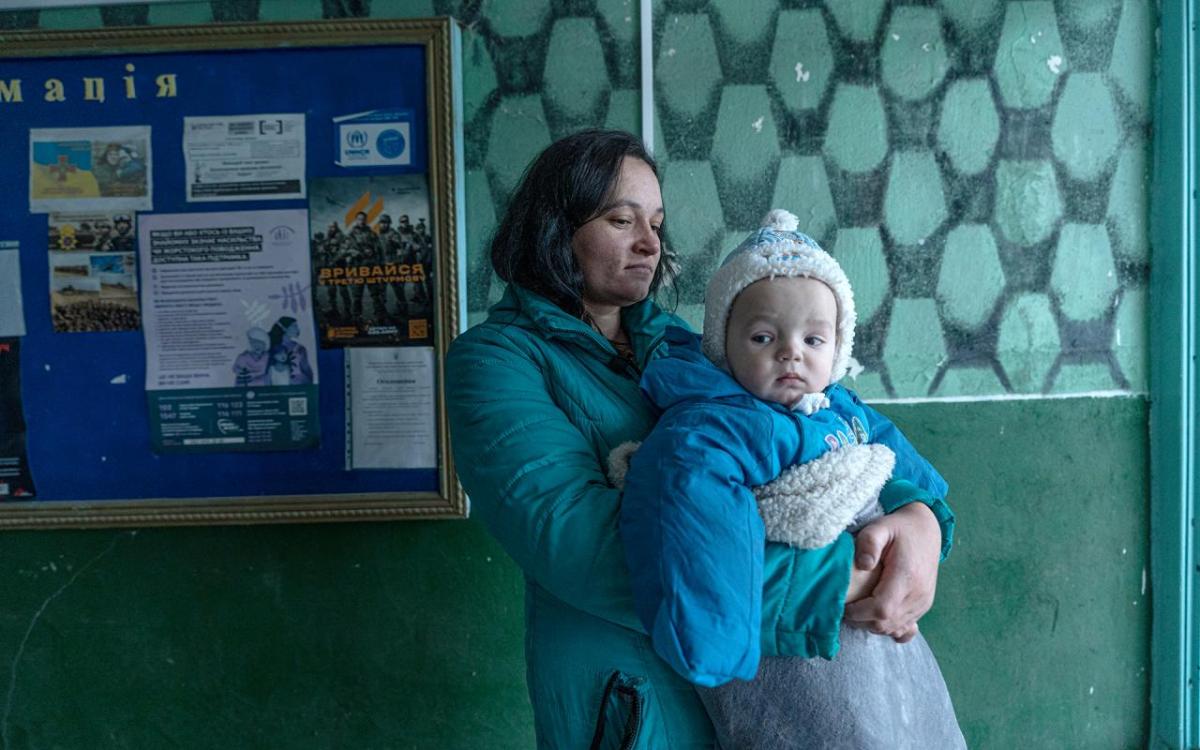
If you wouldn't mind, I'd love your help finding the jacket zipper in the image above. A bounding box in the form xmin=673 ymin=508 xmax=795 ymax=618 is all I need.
xmin=587 ymin=673 xmax=645 ymax=750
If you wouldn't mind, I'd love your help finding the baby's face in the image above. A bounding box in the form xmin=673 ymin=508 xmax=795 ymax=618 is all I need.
xmin=725 ymin=276 xmax=837 ymax=407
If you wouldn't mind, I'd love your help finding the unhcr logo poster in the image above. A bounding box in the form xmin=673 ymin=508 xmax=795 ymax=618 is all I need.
xmin=333 ymin=109 xmax=412 ymax=168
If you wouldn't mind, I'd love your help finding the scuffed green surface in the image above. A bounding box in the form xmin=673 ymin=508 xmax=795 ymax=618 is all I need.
xmin=1113 ymin=287 xmax=1148 ymax=390
xmin=769 ymin=10 xmax=834 ymax=114
xmin=771 ymin=155 xmax=837 ymax=244
xmin=833 ymin=227 xmax=889 ymax=322
xmin=710 ymin=85 xmax=779 ymax=226
xmin=1109 ymin=0 xmax=1154 ymax=121
xmin=904 ymin=397 xmax=1150 ymax=750
xmin=826 ymin=0 xmax=886 ymax=42
xmin=1052 ymin=362 xmax=1117 ymax=393
xmin=146 ymin=3 xmax=213 ymax=24
xmin=994 ymin=160 xmax=1063 ymax=247
xmin=992 ymin=2 xmax=1066 ymax=109
xmin=485 ymin=95 xmax=552 ymax=200
xmin=542 ymin=18 xmax=610 ymax=133
xmin=656 ymin=14 xmax=722 ymax=120
xmin=1051 ymin=223 xmax=1118 ymax=322
xmin=881 ymin=7 xmax=949 ymax=101
xmin=882 ymin=298 xmax=947 ymax=397
xmin=662 ymin=160 xmax=724 ymax=301
xmin=939 ymin=0 xmax=1004 ymax=35
xmin=824 ymin=85 xmax=889 ymax=173
xmin=258 ymin=0 xmax=322 ymax=21
xmin=933 ymin=365 xmax=1008 ymax=397
xmin=938 ymin=225 xmax=1005 ymax=330
xmin=884 ymin=151 xmax=947 ymax=245
xmin=1051 ymin=74 xmax=1121 ymax=181
xmin=34 ymin=6 xmax=102 ymax=28
xmin=937 ymin=78 xmax=1001 ymax=176
xmin=484 ymin=0 xmax=550 ymax=37
xmin=997 ymin=293 xmax=1062 ymax=392
xmin=1108 ymin=140 xmax=1151 ymax=263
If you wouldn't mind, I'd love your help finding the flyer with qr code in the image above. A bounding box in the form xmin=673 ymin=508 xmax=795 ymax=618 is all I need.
xmin=138 ymin=209 xmax=319 ymax=453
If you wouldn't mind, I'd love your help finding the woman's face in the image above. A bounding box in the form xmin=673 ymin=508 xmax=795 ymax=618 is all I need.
xmin=285 ymin=322 xmax=299 ymax=339
xmin=571 ymin=157 xmax=663 ymax=312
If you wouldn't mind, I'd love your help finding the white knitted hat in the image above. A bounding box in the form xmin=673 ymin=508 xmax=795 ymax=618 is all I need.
xmin=702 ymin=209 xmax=857 ymax=383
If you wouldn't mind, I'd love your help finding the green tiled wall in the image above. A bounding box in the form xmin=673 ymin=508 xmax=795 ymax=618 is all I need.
xmin=1 ymin=0 xmax=1155 ymax=399
xmin=645 ymin=0 xmax=1154 ymax=398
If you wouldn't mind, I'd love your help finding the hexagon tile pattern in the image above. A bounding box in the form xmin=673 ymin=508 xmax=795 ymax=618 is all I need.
xmin=0 ymin=0 xmax=1154 ymax=399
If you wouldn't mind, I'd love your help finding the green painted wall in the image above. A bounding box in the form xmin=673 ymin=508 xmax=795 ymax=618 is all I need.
xmin=0 ymin=1 xmax=1154 ymax=748
xmin=0 ymin=398 xmax=1149 ymax=749
xmin=901 ymin=397 xmax=1150 ymax=748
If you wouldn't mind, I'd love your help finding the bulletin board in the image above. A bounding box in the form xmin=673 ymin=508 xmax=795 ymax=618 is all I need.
xmin=0 ymin=19 xmax=466 ymax=528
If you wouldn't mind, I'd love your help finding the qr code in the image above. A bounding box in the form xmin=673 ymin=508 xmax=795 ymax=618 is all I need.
xmin=288 ymin=397 xmax=308 ymax=416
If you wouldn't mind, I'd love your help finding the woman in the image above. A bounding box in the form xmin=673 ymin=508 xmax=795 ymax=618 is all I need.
xmin=268 ymin=316 xmax=313 ymax=385
xmin=445 ymin=130 xmax=949 ymax=748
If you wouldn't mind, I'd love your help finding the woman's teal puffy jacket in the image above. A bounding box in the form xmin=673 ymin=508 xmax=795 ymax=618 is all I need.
xmin=446 ymin=285 xmax=935 ymax=749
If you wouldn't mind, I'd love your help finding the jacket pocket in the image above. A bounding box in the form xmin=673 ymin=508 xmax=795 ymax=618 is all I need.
xmin=587 ymin=670 xmax=663 ymax=750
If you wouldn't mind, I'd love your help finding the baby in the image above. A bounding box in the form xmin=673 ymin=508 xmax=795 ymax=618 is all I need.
xmin=618 ymin=210 xmax=965 ymax=749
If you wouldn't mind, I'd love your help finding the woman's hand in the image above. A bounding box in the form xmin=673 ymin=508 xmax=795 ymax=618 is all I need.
xmin=845 ymin=558 xmax=881 ymax=604
xmin=843 ymin=503 xmax=941 ymax=642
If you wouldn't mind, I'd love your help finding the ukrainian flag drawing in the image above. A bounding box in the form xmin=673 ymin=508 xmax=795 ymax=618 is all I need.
xmin=31 ymin=140 xmax=101 ymax=199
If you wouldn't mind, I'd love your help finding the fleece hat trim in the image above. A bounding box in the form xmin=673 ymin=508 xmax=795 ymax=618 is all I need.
xmin=702 ymin=209 xmax=857 ymax=383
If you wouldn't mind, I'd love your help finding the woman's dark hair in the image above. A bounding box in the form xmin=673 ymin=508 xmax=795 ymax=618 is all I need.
xmin=490 ymin=129 xmax=672 ymax=316
xmin=269 ymin=316 xmax=297 ymax=348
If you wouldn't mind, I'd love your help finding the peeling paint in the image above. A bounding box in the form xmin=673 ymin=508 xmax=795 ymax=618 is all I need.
xmin=1047 ymin=54 xmax=1064 ymax=73
xmin=109 ymin=374 xmax=128 ymax=384
xmin=751 ymin=116 xmax=764 ymax=132
xmin=794 ymin=62 xmax=811 ymax=83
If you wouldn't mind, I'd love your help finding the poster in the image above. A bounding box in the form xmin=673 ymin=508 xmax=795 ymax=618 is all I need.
xmin=0 ymin=241 xmax=26 ymax=337
xmin=139 ymin=209 xmax=320 ymax=452
xmin=48 ymin=251 xmax=139 ymax=333
xmin=0 ymin=339 xmax=36 ymax=499
xmin=345 ymin=346 xmax=436 ymax=470
xmin=309 ymin=174 xmax=434 ymax=348
xmin=333 ymin=109 xmax=413 ymax=167
xmin=48 ymin=211 xmax=136 ymax=253
xmin=184 ymin=114 xmax=306 ymax=202
xmin=29 ymin=126 xmax=152 ymax=213
xmin=46 ymin=212 xmax=140 ymax=333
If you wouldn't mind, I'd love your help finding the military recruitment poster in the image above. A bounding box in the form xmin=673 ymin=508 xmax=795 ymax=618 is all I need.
xmin=308 ymin=174 xmax=434 ymax=348
xmin=138 ymin=208 xmax=320 ymax=453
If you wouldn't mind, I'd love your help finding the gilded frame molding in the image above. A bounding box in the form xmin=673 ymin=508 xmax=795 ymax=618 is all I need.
xmin=0 ymin=18 xmax=466 ymax=528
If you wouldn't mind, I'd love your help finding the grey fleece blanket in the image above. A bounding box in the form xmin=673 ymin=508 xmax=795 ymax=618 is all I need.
xmin=697 ymin=625 xmax=966 ymax=749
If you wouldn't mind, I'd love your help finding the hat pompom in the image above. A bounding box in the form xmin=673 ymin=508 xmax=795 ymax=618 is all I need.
xmin=762 ymin=209 xmax=799 ymax=232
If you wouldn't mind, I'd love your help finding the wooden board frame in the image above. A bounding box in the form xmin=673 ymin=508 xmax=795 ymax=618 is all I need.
xmin=0 ymin=18 xmax=467 ymax=528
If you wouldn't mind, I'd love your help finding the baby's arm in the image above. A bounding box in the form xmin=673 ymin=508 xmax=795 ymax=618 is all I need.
xmin=621 ymin=402 xmax=860 ymax=682
xmin=620 ymin=411 xmax=771 ymax=686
